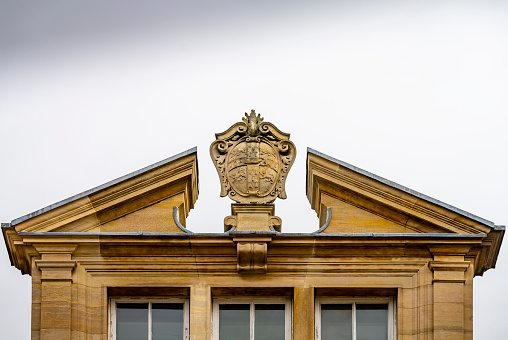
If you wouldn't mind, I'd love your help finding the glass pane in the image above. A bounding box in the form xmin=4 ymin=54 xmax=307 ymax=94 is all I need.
xmin=356 ymin=304 xmax=388 ymax=340
xmin=321 ymin=304 xmax=352 ymax=340
xmin=219 ymin=304 xmax=250 ymax=340
xmin=116 ymin=303 xmax=148 ymax=340
xmin=254 ymin=304 xmax=285 ymax=340
xmin=152 ymin=303 xmax=184 ymax=340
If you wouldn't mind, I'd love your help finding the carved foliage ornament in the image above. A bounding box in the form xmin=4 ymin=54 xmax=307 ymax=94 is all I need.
xmin=210 ymin=110 xmax=296 ymax=203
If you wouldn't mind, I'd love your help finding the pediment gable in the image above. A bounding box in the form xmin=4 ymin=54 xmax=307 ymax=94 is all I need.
xmin=9 ymin=148 xmax=198 ymax=234
xmin=306 ymin=148 xmax=497 ymax=235
xmin=318 ymin=193 xmax=413 ymax=234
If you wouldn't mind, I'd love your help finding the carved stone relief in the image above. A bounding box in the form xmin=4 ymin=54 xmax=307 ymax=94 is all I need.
xmin=210 ymin=110 xmax=296 ymax=204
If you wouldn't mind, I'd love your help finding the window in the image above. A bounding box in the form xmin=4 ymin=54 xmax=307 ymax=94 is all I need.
xmin=212 ymin=298 xmax=292 ymax=340
xmin=110 ymin=298 xmax=189 ymax=340
xmin=315 ymin=298 xmax=395 ymax=340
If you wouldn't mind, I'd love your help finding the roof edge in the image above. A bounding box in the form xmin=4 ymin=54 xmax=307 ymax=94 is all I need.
xmin=1 ymin=223 xmax=14 ymax=266
xmin=307 ymin=147 xmax=495 ymax=228
xmin=11 ymin=147 xmax=198 ymax=226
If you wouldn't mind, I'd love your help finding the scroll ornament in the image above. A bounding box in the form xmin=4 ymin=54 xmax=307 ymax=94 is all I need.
xmin=210 ymin=110 xmax=296 ymax=204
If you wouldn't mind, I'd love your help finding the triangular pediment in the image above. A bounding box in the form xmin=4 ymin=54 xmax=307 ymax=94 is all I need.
xmin=10 ymin=148 xmax=198 ymax=234
xmin=307 ymin=148 xmax=495 ymax=235
xmin=319 ymin=193 xmax=414 ymax=234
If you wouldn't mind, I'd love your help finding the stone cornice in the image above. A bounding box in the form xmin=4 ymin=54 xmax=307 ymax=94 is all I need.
xmin=4 ymin=230 xmax=492 ymax=276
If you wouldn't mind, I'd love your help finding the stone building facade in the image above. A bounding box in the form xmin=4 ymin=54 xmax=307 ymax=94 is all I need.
xmin=3 ymin=114 xmax=504 ymax=339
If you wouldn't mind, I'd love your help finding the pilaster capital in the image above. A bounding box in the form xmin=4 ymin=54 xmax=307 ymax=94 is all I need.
xmin=428 ymin=261 xmax=470 ymax=272
xmin=429 ymin=260 xmax=470 ymax=283
xmin=33 ymin=244 xmax=77 ymax=281
xmin=32 ymin=243 xmax=78 ymax=255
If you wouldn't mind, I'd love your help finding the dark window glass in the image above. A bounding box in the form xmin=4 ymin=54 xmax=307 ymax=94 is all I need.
xmin=116 ymin=303 xmax=148 ymax=340
xmin=254 ymin=304 xmax=285 ymax=340
xmin=219 ymin=304 xmax=250 ymax=340
xmin=356 ymin=304 xmax=388 ymax=340
xmin=152 ymin=303 xmax=184 ymax=340
xmin=321 ymin=304 xmax=352 ymax=340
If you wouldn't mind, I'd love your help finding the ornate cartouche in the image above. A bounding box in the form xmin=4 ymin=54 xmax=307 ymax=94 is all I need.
xmin=210 ymin=110 xmax=296 ymax=204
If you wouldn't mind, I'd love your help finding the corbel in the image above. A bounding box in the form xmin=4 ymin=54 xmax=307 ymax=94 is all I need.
xmin=232 ymin=235 xmax=272 ymax=274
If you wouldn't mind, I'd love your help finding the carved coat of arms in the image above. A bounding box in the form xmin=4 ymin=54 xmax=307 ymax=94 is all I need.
xmin=210 ymin=110 xmax=296 ymax=204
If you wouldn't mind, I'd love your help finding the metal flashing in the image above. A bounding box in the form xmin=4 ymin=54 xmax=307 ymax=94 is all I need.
xmin=11 ymin=147 xmax=198 ymax=226
xmin=307 ymin=147 xmax=495 ymax=228
xmin=16 ymin=231 xmax=486 ymax=238
xmin=312 ymin=207 xmax=332 ymax=234
xmin=172 ymin=206 xmax=194 ymax=234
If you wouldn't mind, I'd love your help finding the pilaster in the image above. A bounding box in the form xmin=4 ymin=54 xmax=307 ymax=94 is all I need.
xmin=294 ymin=287 xmax=314 ymax=340
xmin=33 ymin=244 xmax=77 ymax=340
xmin=429 ymin=245 xmax=472 ymax=340
xmin=190 ymin=284 xmax=211 ymax=340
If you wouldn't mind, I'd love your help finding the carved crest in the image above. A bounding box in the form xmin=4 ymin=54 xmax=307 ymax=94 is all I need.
xmin=210 ymin=110 xmax=297 ymax=203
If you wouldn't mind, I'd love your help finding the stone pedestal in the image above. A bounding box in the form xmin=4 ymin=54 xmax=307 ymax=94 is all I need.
xmin=224 ymin=204 xmax=280 ymax=274
xmin=224 ymin=203 xmax=281 ymax=232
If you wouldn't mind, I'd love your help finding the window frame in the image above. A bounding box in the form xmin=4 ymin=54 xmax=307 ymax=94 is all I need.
xmin=315 ymin=297 xmax=396 ymax=340
xmin=109 ymin=297 xmax=190 ymax=340
xmin=212 ymin=297 xmax=292 ymax=340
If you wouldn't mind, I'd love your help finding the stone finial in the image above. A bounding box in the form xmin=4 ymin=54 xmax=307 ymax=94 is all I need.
xmin=210 ymin=110 xmax=296 ymax=204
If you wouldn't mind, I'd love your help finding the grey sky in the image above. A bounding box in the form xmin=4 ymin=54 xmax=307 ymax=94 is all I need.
xmin=1 ymin=1 xmax=507 ymax=338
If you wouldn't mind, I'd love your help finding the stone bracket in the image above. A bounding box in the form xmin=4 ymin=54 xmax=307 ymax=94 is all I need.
xmin=233 ymin=236 xmax=272 ymax=274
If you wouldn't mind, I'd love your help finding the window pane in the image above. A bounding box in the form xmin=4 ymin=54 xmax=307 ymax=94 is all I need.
xmin=116 ymin=303 xmax=148 ymax=340
xmin=356 ymin=304 xmax=388 ymax=340
xmin=254 ymin=304 xmax=285 ymax=340
xmin=321 ymin=304 xmax=352 ymax=340
xmin=219 ymin=304 xmax=250 ymax=340
xmin=152 ymin=303 xmax=184 ymax=340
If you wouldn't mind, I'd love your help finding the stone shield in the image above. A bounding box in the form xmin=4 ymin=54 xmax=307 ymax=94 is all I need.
xmin=210 ymin=111 xmax=296 ymax=204
xmin=226 ymin=138 xmax=280 ymax=198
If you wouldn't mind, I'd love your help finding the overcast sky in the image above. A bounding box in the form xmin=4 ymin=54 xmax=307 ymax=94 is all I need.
xmin=1 ymin=1 xmax=507 ymax=338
